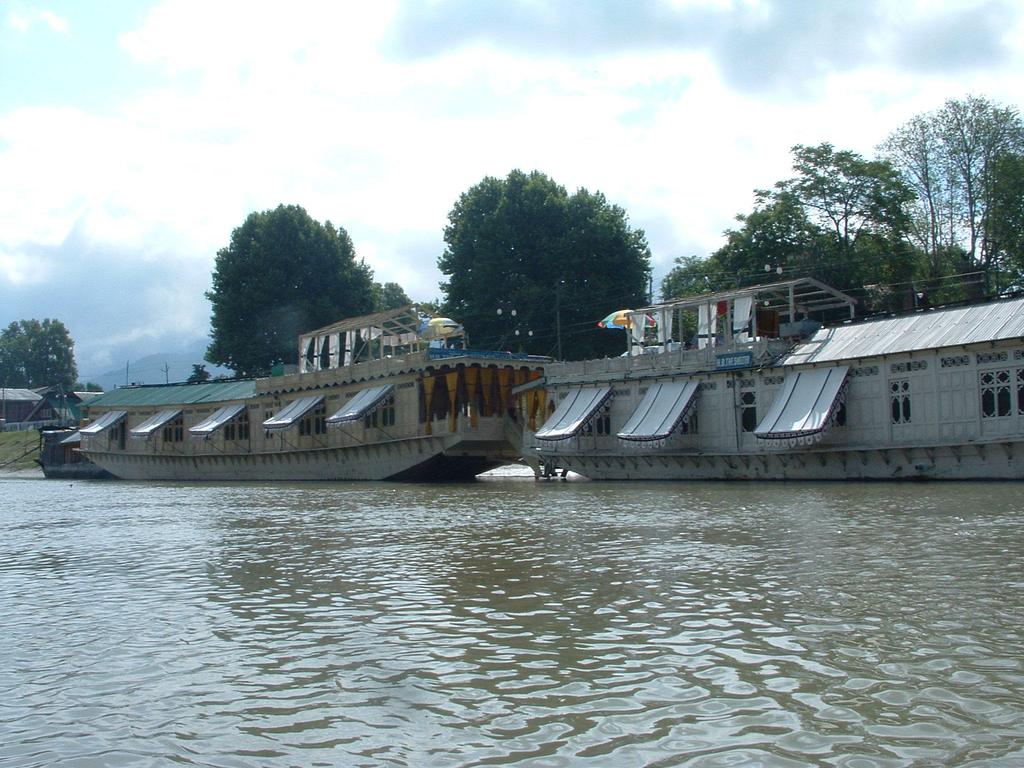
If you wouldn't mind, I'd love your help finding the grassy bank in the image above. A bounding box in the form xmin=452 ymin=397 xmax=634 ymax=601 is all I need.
xmin=0 ymin=430 xmax=41 ymax=472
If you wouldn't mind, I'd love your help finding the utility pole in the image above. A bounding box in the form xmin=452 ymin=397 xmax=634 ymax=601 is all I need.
xmin=162 ymin=363 xmax=170 ymax=384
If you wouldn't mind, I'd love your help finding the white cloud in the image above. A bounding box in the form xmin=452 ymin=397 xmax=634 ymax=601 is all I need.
xmin=39 ymin=10 xmax=68 ymax=33
xmin=1 ymin=0 xmax=1023 ymax=372
xmin=8 ymin=13 xmax=30 ymax=32
xmin=6 ymin=8 xmax=68 ymax=34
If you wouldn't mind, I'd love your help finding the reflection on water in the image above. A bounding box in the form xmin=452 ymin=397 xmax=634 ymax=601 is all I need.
xmin=2 ymin=477 xmax=1024 ymax=766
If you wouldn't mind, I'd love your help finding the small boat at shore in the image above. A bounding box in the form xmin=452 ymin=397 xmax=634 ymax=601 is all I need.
xmin=78 ymin=307 xmax=546 ymax=482
xmin=37 ymin=428 xmax=113 ymax=479
xmin=526 ymin=279 xmax=1024 ymax=480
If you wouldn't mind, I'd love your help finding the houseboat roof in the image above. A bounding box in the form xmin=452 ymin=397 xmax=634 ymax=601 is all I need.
xmin=303 ymin=305 xmax=428 ymax=339
xmin=0 ymin=388 xmax=42 ymax=402
xmin=639 ymin=278 xmax=858 ymax=317
xmin=83 ymin=379 xmax=257 ymax=409
xmin=782 ymin=295 xmax=1024 ymax=365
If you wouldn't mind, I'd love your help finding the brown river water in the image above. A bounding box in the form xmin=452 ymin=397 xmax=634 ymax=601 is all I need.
xmin=1 ymin=474 xmax=1023 ymax=767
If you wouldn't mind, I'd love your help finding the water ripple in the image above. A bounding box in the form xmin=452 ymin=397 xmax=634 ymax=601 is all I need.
xmin=2 ymin=479 xmax=1024 ymax=766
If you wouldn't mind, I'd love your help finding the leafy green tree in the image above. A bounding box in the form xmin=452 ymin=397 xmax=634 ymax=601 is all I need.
xmin=74 ymin=381 xmax=103 ymax=392
xmin=775 ymin=144 xmax=916 ymax=307
xmin=989 ymin=152 xmax=1024 ymax=289
xmin=661 ymin=255 xmax=729 ymax=300
xmin=658 ymin=255 xmax=729 ymax=343
xmin=670 ymin=144 xmax=917 ymax=312
xmin=937 ymin=96 xmax=1024 ymax=280
xmin=879 ymin=113 xmax=954 ymax=281
xmin=709 ymin=190 xmax=828 ymax=287
xmin=439 ymin=170 xmax=651 ymax=359
xmin=416 ymin=298 xmax=443 ymax=315
xmin=187 ymin=364 xmax=211 ymax=384
xmin=781 ymin=144 xmax=912 ymax=256
xmin=373 ymin=281 xmax=412 ymax=311
xmin=0 ymin=319 xmax=77 ymax=390
xmin=206 ymin=205 xmax=376 ymax=376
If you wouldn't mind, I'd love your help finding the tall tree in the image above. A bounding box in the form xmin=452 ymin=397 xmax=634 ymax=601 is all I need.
xmin=937 ymin=96 xmax=1024 ymax=276
xmin=882 ymin=95 xmax=1024 ymax=293
xmin=779 ymin=144 xmax=913 ymax=261
xmin=988 ymin=152 xmax=1024 ymax=289
xmin=439 ymin=170 xmax=651 ymax=360
xmin=669 ymin=145 xmax=916 ymax=310
xmin=710 ymin=189 xmax=828 ymax=288
xmin=373 ymin=281 xmax=413 ymax=311
xmin=661 ymin=255 xmax=720 ymax=300
xmin=206 ymin=205 xmax=376 ymax=376
xmin=0 ymin=319 xmax=77 ymax=390
xmin=879 ymin=114 xmax=953 ymax=279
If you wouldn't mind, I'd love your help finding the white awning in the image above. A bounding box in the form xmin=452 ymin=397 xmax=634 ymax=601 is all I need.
xmin=755 ymin=366 xmax=850 ymax=443
xmin=189 ymin=403 xmax=247 ymax=438
xmin=129 ymin=409 xmax=182 ymax=439
xmin=617 ymin=381 xmax=700 ymax=442
xmin=326 ymin=384 xmax=394 ymax=425
xmin=79 ymin=410 xmax=127 ymax=435
xmin=262 ymin=395 xmax=323 ymax=431
xmin=534 ymin=387 xmax=612 ymax=441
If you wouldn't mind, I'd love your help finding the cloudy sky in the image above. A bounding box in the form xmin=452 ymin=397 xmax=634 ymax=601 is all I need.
xmin=2 ymin=0 xmax=1022 ymax=377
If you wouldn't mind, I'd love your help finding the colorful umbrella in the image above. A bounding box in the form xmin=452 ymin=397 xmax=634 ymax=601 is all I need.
xmin=598 ymin=310 xmax=656 ymax=330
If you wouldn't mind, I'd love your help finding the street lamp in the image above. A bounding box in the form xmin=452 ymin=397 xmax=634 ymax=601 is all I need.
xmin=496 ymin=307 xmax=518 ymax=350
xmin=497 ymin=307 xmax=532 ymax=350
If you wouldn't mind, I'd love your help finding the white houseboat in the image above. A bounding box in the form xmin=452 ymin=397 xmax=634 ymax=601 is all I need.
xmin=78 ymin=307 xmax=545 ymax=481
xmin=526 ymin=279 xmax=1024 ymax=480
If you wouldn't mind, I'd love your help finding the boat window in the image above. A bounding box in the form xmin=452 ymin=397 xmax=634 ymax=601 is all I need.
xmin=980 ymin=370 xmax=1013 ymax=419
xmin=162 ymin=414 xmax=184 ymax=443
xmin=741 ymin=389 xmax=757 ymax=432
xmin=300 ymin=402 xmax=328 ymax=436
xmin=890 ymin=379 xmax=911 ymax=424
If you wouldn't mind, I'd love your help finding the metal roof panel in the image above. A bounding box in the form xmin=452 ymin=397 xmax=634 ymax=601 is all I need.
xmin=780 ymin=297 xmax=1024 ymax=366
xmin=84 ymin=380 xmax=257 ymax=408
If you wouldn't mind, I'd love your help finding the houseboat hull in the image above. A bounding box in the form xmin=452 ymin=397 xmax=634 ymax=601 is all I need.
xmin=537 ymin=441 xmax=1024 ymax=481
xmin=84 ymin=432 xmax=508 ymax=482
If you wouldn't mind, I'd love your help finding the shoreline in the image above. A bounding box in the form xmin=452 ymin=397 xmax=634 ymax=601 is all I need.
xmin=0 ymin=467 xmax=44 ymax=479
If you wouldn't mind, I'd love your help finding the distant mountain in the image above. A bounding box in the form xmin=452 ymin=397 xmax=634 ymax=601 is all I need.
xmin=81 ymin=340 xmax=234 ymax=392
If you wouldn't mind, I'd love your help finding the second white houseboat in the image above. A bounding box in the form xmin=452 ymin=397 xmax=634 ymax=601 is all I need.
xmin=526 ymin=279 xmax=1024 ymax=480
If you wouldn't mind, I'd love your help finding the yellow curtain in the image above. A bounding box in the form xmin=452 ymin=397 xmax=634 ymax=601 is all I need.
xmin=480 ymin=367 xmax=494 ymax=417
xmin=446 ymin=370 xmax=459 ymax=432
xmin=464 ymin=366 xmax=479 ymax=428
xmin=497 ymin=368 xmax=511 ymax=414
xmin=421 ymin=376 xmax=435 ymax=435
